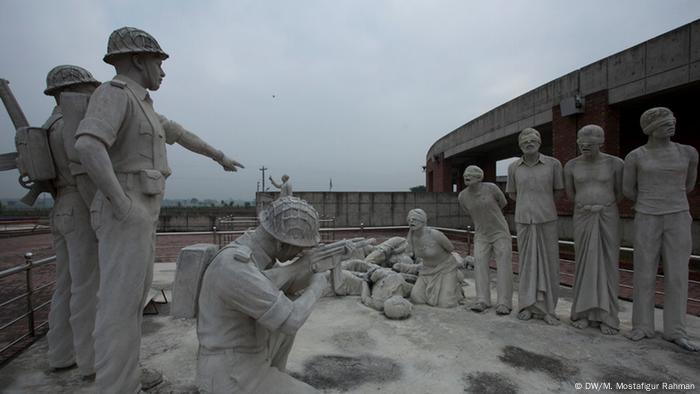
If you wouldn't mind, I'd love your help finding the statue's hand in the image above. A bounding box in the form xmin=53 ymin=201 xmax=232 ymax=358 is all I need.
xmin=218 ymin=155 xmax=244 ymax=172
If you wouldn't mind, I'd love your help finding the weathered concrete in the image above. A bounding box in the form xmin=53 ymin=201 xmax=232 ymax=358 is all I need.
xmin=2 ymin=263 xmax=698 ymax=393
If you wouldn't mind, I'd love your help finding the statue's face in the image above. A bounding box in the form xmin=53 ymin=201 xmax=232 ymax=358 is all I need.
xmin=463 ymin=173 xmax=482 ymax=187
xmin=578 ymin=139 xmax=601 ymax=158
xmin=277 ymin=242 xmax=304 ymax=261
xmin=649 ymin=117 xmax=676 ymax=138
xmin=519 ymin=136 xmax=541 ymax=155
xmin=407 ymin=213 xmax=426 ymax=230
xmin=140 ymin=54 xmax=166 ymax=91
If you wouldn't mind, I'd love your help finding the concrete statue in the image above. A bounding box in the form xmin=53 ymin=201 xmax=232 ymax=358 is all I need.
xmin=359 ymin=265 xmax=414 ymax=319
xmin=269 ymin=174 xmax=292 ymax=197
xmin=407 ymin=208 xmax=464 ymax=308
xmin=564 ymin=125 xmax=623 ymax=335
xmin=74 ymin=26 xmax=244 ymax=393
xmin=43 ymin=65 xmax=101 ymax=378
xmin=623 ymin=107 xmax=699 ymax=352
xmin=506 ymin=127 xmax=564 ymax=325
xmin=364 ymin=236 xmax=410 ymax=267
xmin=458 ymin=165 xmax=513 ymax=315
xmin=197 ymin=196 xmax=358 ymax=393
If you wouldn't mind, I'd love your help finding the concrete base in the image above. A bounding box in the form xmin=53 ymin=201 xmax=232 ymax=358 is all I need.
xmin=1 ymin=264 xmax=698 ymax=393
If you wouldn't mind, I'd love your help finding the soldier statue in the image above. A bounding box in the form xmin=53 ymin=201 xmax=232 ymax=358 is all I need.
xmin=197 ymin=197 xmax=336 ymax=393
xmin=43 ymin=65 xmax=101 ymax=379
xmin=74 ymin=27 xmax=244 ymax=393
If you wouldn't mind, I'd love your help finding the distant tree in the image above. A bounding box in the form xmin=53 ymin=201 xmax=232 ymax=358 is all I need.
xmin=410 ymin=185 xmax=427 ymax=192
xmin=190 ymin=198 xmax=199 ymax=206
xmin=177 ymin=201 xmax=182 ymax=208
xmin=221 ymin=200 xmax=226 ymax=206
xmin=0 ymin=200 xmax=3 ymax=214
xmin=244 ymin=201 xmax=251 ymax=208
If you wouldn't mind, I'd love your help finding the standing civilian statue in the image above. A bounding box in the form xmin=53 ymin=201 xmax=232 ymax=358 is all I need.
xmin=623 ymin=107 xmax=698 ymax=352
xmin=43 ymin=65 xmax=101 ymax=378
xmin=407 ymin=208 xmax=464 ymax=308
xmin=458 ymin=165 xmax=513 ymax=315
xmin=564 ymin=125 xmax=623 ymax=335
xmin=74 ymin=27 xmax=245 ymax=393
xmin=506 ymin=128 xmax=564 ymax=325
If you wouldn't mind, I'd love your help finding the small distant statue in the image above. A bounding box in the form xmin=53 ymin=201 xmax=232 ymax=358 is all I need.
xmin=458 ymin=165 xmax=513 ymax=315
xmin=197 ymin=197 xmax=364 ymax=393
xmin=269 ymin=174 xmax=292 ymax=197
xmin=406 ymin=208 xmax=464 ymax=308
xmin=506 ymin=128 xmax=564 ymax=325
xmin=564 ymin=125 xmax=623 ymax=335
xmin=623 ymin=107 xmax=698 ymax=352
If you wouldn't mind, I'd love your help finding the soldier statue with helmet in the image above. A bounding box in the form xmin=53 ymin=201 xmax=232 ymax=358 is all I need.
xmin=42 ymin=65 xmax=101 ymax=379
xmin=74 ymin=26 xmax=244 ymax=393
xmin=197 ymin=196 xmax=364 ymax=394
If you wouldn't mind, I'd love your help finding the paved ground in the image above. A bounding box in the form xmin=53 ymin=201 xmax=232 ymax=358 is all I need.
xmin=1 ymin=263 xmax=698 ymax=394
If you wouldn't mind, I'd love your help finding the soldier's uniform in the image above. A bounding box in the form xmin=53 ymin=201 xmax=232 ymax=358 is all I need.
xmin=43 ymin=66 xmax=100 ymax=376
xmin=196 ymin=197 xmax=321 ymax=394
xmin=76 ymin=74 xmax=183 ymax=394
xmin=197 ymin=234 xmax=317 ymax=394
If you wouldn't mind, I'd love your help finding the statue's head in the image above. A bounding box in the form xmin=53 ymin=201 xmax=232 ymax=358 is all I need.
xmin=407 ymin=208 xmax=427 ymax=231
xmin=44 ymin=65 xmax=100 ymax=101
xmin=518 ymin=128 xmax=541 ymax=155
xmin=577 ymin=124 xmax=604 ymax=158
xmin=640 ymin=107 xmax=675 ymax=138
xmin=463 ymin=165 xmax=484 ymax=187
xmin=259 ymin=196 xmax=320 ymax=260
xmin=282 ymin=174 xmax=290 ymax=182
xmin=104 ymin=27 xmax=169 ymax=91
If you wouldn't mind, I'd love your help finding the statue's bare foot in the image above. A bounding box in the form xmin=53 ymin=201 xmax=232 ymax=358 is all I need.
xmin=600 ymin=323 xmax=618 ymax=335
xmin=543 ymin=314 xmax=560 ymax=326
xmin=495 ymin=304 xmax=511 ymax=315
xmin=470 ymin=302 xmax=489 ymax=312
xmin=517 ymin=309 xmax=532 ymax=320
xmin=671 ymin=338 xmax=699 ymax=352
xmin=571 ymin=318 xmax=589 ymax=329
xmin=625 ymin=328 xmax=650 ymax=341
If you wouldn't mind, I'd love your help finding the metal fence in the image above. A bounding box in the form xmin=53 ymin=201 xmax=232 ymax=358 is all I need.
xmin=0 ymin=253 xmax=56 ymax=360
xmin=213 ymin=216 xmax=336 ymax=247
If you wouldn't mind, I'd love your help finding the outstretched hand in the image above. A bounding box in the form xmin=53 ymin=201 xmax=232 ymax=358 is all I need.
xmin=218 ymin=155 xmax=245 ymax=172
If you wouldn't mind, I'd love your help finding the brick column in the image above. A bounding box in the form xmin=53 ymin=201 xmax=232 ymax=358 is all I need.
xmin=425 ymin=154 xmax=453 ymax=192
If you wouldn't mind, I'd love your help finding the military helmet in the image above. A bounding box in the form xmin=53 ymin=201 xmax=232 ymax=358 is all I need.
xmin=259 ymin=196 xmax=320 ymax=247
xmin=103 ymin=26 xmax=169 ymax=65
xmin=44 ymin=65 xmax=100 ymax=96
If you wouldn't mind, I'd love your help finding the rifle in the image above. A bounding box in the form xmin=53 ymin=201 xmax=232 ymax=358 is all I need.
xmin=305 ymin=237 xmax=376 ymax=294
xmin=308 ymin=237 xmax=376 ymax=273
xmin=0 ymin=78 xmax=53 ymax=205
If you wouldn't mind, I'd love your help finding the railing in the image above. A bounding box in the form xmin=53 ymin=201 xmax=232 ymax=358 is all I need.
xmin=0 ymin=252 xmax=56 ymax=360
xmin=212 ymin=216 xmax=336 ymax=247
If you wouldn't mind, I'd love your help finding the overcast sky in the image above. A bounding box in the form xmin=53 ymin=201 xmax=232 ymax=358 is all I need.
xmin=1 ymin=1 xmax=698 ymax=201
